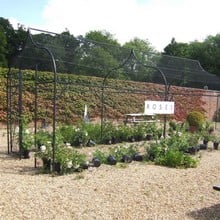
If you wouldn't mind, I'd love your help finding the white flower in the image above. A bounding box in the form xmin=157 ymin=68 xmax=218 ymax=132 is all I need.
xmin=65 ymin=142 xmax=71 ymax=146
xmin=67 ymin=161 xmax=73 ymax=168
xmin=40 ymin=145 xmax=46 ymax=152
xmin=15 ymin=126 xmax=19 ymax=133
xmin=177 ymin=132 xmax=182 ymax=136
xmin=74 ymin=164 xmax=80 ymax=169
xmin=25 ymin=129 xmax=30 ymax=134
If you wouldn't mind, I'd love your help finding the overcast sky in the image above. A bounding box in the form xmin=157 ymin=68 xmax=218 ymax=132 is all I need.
xmin=1 ymin=0 xmax=220 ymax=51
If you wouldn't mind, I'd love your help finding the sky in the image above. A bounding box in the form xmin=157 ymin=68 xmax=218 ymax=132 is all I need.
xmin=1 ymin=0 xmax=220 ymax=51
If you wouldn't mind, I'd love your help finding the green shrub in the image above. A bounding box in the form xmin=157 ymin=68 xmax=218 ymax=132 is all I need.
xmin=81 ymin=122 xmax=101 ymax=144
xmin=146 ymin=133 xmax=199 ymax=168
xmin=101 ymin=122 xmax=117 ymax=144
xmin=186 ymin=111 xmax=205 ymax=129
xmin=54 ymin=146 xmax=86 ymax=174
xmin=131 ymin=124 xmax=146 ymax=141
xmin=109 ymin=145 xmax=137 ymax=161
xmin=116 ymin=124 xmax=132 ymax=142
xmin=58 ymin=125 xmax=75 ymax=144
xmin=71 ymin=128 xmax=89 ymax=147
xmin=155 ymin=149 xmax=198 ymax=168
xmin=146 ymin=141 xmax=167 ymax=161
xmin=92 ymin=149 xmax=108 ymax=164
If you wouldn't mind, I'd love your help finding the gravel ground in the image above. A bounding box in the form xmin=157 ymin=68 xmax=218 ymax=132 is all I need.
xmin=0 ymin=128 xmax=220 ymax=220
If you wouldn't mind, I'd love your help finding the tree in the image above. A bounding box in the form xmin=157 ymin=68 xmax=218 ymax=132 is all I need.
xmin=0 ymin=26 xmax=7 ymax=67
xmin=163 ymin=35 xmax=220 ymax=77
xmin=78 ymin=30 xmax=123 ymax=78
xmin=189 ymin=34 xmax=220 ymax=75
xmin=122 ymin=38 xmax=157 ymax=82
xmin=163 ymin=38 xmax=190 ymax=57
xmin=0 ymin=17 xmax=27 ymax=67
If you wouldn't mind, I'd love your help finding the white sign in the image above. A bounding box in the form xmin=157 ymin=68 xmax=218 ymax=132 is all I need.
xmin=144 ymin=101 xmax=175 ymax=115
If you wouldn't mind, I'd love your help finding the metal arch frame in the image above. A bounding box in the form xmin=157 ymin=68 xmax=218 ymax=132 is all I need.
xmin=100 ymin=50 xmax=135 ymax=139
xmin=100 ymin=49 xmax=169 ymax=139
xmin=26 ymin=28 xmax=57 ymax=170
xmin=8 ymin=28 xmax=170 ymax=160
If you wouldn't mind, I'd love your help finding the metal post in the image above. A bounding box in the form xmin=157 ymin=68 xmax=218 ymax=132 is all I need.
xmin=34 ymin=65 xmax=38 ymax=167
xmin=28 ymin=28 xmax=57 ymax=172
xmin=18 ymin=70 xmax=23 ymax=159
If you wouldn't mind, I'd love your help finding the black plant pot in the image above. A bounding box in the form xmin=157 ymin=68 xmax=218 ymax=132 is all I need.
xmin=121 ymin=155 xmax=132 ymax=163
xmin=107 ymin=155 xmax=117 ymax=165
xmin=146 ymin=134 xmax=153 ymax=141
xmin=129 ymin=136 xmax=135 ymax=142
xmin=80 ymin=162 xmax=89 ymax=169
xmin=53 ymin=162 xmax=61 ymax=173
xmin=42 ymin=157 xmax=51 ymax=170
xmin=133 ymin=153 xmax=143 ymax=161
xmin=199 ymin=143 xmax=208 ymax=150
xmin=187 ymin=146 xmax=199 ymax=155
xmin=203 ymin=139 xmax=209 ymax=145
xmin=213 ymin=142 xmax=219 ymax=150
xmin=92 ymin=158 xmax=101 ymax=167
xmin=111 ymin=137 xmax=117 ymax=145
xmin=22 ymin=149 xmax=30 ymax=159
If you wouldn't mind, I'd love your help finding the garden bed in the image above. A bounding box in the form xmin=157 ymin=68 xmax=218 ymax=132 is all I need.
xmin=0 ymin=128 xmax=220 ymax=219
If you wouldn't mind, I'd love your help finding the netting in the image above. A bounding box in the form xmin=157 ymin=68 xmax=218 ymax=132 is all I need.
xmin=7 ymin=28 xmax=220 ymax=158
xmin=13 ymin=28 xmax=220 ymax=91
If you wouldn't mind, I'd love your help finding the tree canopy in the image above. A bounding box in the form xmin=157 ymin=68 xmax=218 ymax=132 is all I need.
xmin=163 ymin=35 xmax=220 ymax=76
xmin=1 ymin=16 xmax=220 ymax=81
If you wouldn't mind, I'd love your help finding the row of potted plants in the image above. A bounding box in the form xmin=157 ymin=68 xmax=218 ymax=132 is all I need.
xmin=34 ymin=129 xmax=209 ymax=174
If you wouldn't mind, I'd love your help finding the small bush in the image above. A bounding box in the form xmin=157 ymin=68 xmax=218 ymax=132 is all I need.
xmin=109 ymin=145 xmax=137 ymax=162
xmin=186 ymin=111 xmax=205 ymax=130
xmin=92 ymin=149 xmax=108 ymax=164
xmin=58 ymin=125 xmax=75 ymax=144
xmin=155 ymin=149 xmax=198 ymax=168
xmin=35 ymin=130 xmax=51 ymax=147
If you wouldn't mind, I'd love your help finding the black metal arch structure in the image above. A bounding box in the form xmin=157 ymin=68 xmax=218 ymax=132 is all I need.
xmin=100 ymin=48 xmax=169 ymax=139
xmin=7 ymin=28 xmax=220 ymax=169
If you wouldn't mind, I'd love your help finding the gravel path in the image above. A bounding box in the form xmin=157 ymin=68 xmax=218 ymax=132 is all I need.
xmin=0 ymin=129 xmax=220 ymax=220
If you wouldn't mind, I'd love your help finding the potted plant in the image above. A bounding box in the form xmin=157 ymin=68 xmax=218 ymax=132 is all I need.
xmin=186 ymin=111 xmax=205 ymax=132
xmin=212 ymin=135 xmax=219 ymax=150
xmin=201 ymin=130 xmax=211 ymax=146
xmin=21 ymin=129 xmax=34 ymax=159
xmin=35 ymin=142 xmax=52 ymax=171
xmin=35 ymin=130 xmax=51 ymax=149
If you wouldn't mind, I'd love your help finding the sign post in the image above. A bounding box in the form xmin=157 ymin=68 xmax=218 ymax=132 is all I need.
xmin=144 ymin=101 xmax=174 ymax=115
xmin=145 ymin=101 xmax=175 ymax=137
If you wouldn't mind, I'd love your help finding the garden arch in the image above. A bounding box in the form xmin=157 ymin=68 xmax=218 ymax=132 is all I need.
xmin=7 ymin=28 xmax=220 ymax=170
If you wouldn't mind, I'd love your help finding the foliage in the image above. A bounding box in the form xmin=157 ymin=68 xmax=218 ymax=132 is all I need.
xmin=58 ymin=125 xmax=75 ymax=144
xmin=186 ymin=111 xmax=205 ymax=129
xmin=146 ymin=132 xmax=199 ymax=168
xmin=35 ymin=130 xmax=51 ymax=147
xmin=81 ymin=122 xmax=101 ymax=144
xmin=54 ymin=146 xmax=86 ymax=173
xmin=186 ymin=133 xmax=200 ymax=146
xmin=19 ymin=115 xmax=34 ymax=150
xmin=109 ymin=145 xmax=137 ymax=162
xmin=163 ymin=34 xmax=220 ymax=77
xmin=200 ymin=130 xmax=212 ymax=142
xmin=71 ymin=127 xmax=89 ymax=147
xmin=22 ymin=130 xmax=34 ymax=150
xmin=35 ymin=143 xmax=86 ymax=174
xmin=115 ymin=124 xmax=132 ymax=142
xmin=155 ymin=149 xmax=198 ymax=168
xmin=92 ymin=149 xmax=108 ymax=164
xmin=101 ymin=122 xmax=117 ymax=144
